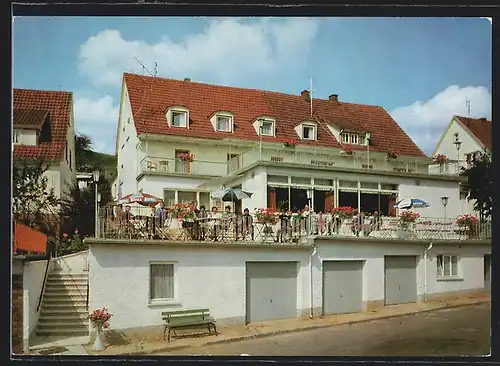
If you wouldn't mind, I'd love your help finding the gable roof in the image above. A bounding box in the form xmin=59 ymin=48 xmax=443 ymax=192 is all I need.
xmin=13 ymin=109 xmax=49 ymax=130
xmin=454 ymin=115 xmax=492 ymax=151
xmin=123 ymin=73 xmax=426 ymax=158
xmin=13 ymin=89 xmax=72 ymax=161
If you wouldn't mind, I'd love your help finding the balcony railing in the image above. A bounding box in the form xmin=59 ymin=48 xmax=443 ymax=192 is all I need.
xmin=226 ymin=146 xmax=432 ymax=175
xmin=140 ymin=156 xmax=227 ymax=177
xmin=97 ymin=206 xmax=491 ymax=243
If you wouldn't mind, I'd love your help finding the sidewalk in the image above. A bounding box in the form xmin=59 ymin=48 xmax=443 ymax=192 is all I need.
xmin=84 ymin=292 xmax=490 ymax=356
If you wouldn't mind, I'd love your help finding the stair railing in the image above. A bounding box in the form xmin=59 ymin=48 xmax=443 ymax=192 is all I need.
xmin=36 ymin=252 xmax=52 ymax=312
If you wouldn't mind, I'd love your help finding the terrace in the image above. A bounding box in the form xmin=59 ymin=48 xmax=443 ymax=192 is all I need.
xmin=97 ymin=206 xmax=491 ymax=244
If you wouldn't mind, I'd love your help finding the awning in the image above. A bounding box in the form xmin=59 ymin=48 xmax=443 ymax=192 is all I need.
xmin=196 ymin=173 xmax=244 ymax=189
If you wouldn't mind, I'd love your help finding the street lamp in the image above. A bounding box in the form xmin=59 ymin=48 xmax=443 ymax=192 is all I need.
xmin=453 ymin=133 xmax=462 ymax=174
xmin=306 ymin=189 xmax=313 ymax=235
xmin=93 ymin=169 xmax=100 ymax=238
xmin=441 ymin=196 xmax=449 ymax=221
xmin=258 ymin=119 xmax=265 ymax=161
xmin=366 ymin=132 xmax=371 ymax=169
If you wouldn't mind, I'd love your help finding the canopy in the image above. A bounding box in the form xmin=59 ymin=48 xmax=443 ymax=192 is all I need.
xmin=211 ymin=188 xmax=253 ymax=202
xmin=393 ymin=198 xmax=430 ymax=209
xmin=119 ymin=192 xmax=162 ymax=206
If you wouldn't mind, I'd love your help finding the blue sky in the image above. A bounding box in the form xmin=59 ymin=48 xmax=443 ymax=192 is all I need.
xmin=13 ymin=17 xmax=492 ymax=155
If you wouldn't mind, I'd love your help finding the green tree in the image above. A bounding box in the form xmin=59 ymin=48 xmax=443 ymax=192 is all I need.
xmin=13 ymin=157 xmax=60 ymax=235
xmin=460 ymin=148 xmax=492 ymax=222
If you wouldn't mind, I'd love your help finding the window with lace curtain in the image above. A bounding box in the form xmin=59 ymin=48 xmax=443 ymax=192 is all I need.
xmin=149 ymin=262 xmax=176 ymax=303
xmin=436 ymin=255 xmax=459 ymax=278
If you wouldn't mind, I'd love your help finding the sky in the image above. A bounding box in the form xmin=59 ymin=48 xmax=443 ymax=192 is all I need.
xmin=13 ymin=17 xmax=492 ymax=156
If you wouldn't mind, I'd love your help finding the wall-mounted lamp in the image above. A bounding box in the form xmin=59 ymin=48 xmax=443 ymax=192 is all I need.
xmin=441 ymin=196 xmax=449 ymax=220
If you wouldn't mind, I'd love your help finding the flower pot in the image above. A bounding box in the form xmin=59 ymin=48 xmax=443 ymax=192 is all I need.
xmin=182 ymin=220 xmax=194 ymax=229
xmin=92 ymin=325 xmax=105 ymax=351
xmin=339 ymin=219 xmax=355 ymax=237
xmin=397 ymin=229 xmax=413 ymax=239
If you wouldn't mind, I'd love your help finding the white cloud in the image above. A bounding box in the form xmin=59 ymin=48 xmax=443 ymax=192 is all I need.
xmin=74 ymin=94 xmax=119 ymax=155
xmin=77 ymin=18 xmax=320 ymax=87
xmin=390 ymin=85 xmax=491 ymax=155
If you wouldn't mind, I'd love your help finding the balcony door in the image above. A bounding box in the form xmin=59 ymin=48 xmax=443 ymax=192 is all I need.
xmin=175 ymin=149 xmax=190 ymax=173
xmin=227 ymin=153 xmax=240 ymax=174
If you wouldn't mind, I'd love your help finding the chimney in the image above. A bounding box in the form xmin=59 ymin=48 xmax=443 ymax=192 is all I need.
xmin=184 ymin=78 xmax=191 ymax=82
xmin=301 ymin=89 xmax=310 ymax=100
xmin=329 ymin=94 xmax=339 ymax=103
xmin=479 ymin=117 xmax=487 ymax=121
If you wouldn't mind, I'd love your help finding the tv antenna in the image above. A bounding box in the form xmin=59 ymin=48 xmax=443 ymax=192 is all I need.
xmin=465 ymin=97 xmax=471 ymax=118
xmin=133 ymin=57 xmax=154 ymax=77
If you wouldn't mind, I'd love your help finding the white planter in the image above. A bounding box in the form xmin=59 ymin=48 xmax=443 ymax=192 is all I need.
xmin=339 ymin=219 xmax=355 ymax=237
xmin=92 ymin=325 xmax=105 ymax=351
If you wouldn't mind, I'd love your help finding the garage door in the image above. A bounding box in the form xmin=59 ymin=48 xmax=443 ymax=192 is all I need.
xmin=484 ymin=254 xmax=491 ymax=293
xmin=245 ymin=262 xmax=298 ymax=324
xmin=322 ymin=261 xmax=363 ymax=315
xmin=384 ymin=256 xmax=417 ymax=305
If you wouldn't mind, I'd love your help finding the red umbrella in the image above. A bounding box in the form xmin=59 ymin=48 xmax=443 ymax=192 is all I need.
xmin=119 ymin=192 xmax=162 ymax=206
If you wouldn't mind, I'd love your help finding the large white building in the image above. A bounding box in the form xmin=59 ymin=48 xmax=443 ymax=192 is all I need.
xmin=114 ymin=73 xmax=464 ymax=218
xmin=13 ymin=89 xmax=76 ymax=205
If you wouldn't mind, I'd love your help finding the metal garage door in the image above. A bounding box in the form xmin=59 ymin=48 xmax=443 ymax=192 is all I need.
xmin=384 ymin=256 xmax=417 ymax=305
xmin=484 ymin=254 xmax=491 ymax=293
xmin=322 ymin=261 xmax=364 ymax=315
xmin=245 ymin=262 xmax=298 ymax=324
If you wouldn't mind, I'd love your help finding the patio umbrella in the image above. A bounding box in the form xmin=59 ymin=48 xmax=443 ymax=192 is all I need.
xmin=211 ymin=188 xmax=253 ymax=202
xmin=119 ymin=192 xmax=162 ymax=206
xmin=393 ymin=198 xmax=430 ymax=209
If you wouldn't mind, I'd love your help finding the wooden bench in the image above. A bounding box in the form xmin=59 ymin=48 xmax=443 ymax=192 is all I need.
xmin=162 ymin=309 xmax=217 ymax=342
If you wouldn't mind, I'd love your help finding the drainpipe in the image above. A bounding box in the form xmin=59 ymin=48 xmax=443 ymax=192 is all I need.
xmin=309 ymin=245 xmax=318 ymax=318
xmin=423 ymin=242 xmax=433 ymax=302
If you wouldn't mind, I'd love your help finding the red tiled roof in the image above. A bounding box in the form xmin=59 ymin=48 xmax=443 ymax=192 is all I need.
xmin=455 ymin=115 xmax=492 ymax=151
xmin=13 ymin=109 xmax=49 ymax=129
xmin=124 ymin=73 xmax=426 ymax=158
xmin=13 ymin=89 xmax=72 ymax=161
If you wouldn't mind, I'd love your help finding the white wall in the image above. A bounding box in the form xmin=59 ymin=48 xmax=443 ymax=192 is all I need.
xmin=117 ymin=83 xmax=143 ymax=197
xmin=426 ymin=243 xmax=490 ymax=295
xmin=52 ymin=250 xmax=89 ymax=273
xmin=43 ymin=167 xmax=62 ymax=199
xmin=23 ymin=259 xmax=51 ymax=345
xmin=241 ymin=167 xmax=268 ymax=209
xmin=89 ymin=244 xmax=310 ymax=330
xmin=398 ymin=178 xmax=461 ymax=218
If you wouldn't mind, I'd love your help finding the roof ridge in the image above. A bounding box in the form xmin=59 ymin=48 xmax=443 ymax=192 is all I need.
xmin=123 ymin=72 xmax=383 ymax=109
xmin=13 ymin=88 xmax=72 ymax=95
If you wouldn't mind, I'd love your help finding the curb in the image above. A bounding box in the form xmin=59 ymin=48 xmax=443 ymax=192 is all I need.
xmin=202 ymin=299 xmax=490 ymax=347
xmin=146 ymin=299 xmax=489 ymax=354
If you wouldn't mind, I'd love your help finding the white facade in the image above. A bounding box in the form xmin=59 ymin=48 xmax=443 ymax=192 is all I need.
xmin=88 ymin=239 xmax=490 ymax=332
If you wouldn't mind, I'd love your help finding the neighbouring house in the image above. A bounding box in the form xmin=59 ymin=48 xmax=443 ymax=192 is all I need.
xmin=86 ymin=237 xmax=491 ymax=334
xmin=429 ymin=115 xmax=492 ymax=215
xmin=114 ymin=73 xmax=463 ymax=218
xmin=13 ymin=88 xmax=77 ymax=227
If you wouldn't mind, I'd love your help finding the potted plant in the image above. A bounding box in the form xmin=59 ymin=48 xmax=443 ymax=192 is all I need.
xmin=89 ymin=307 xmax=113 ymax=351
xmin=332 ymin=206 xmax=357 ymax=236
xmin=386 ymin=151 xmax=398 ymax=161
xmin=177 ymin=152 xmax=195 ymax=163
xmin=341 ymin=147 xmax=354 ymax=156
xmin=283 ymin=138 xmax=297 ymax=149
xmin=433 ymin=153 xmax=449 ymax=166
xmin=398 ymin=210 xmax=420 ymax=229
xmin=169 ymin=203 xmax=196 ymax=228
xmin=456 ymin=214 xmax=479 ymax=239
xmin=254 ymin=208 xmax=279 ymax=241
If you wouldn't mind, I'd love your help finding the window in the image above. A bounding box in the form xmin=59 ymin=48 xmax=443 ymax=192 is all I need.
xmin=259 ymin=120 xmax=274 ymax=136
xmin=341 ymin=133 xmax=349 ymax=144
xmin=126 ymin=136 xmax=130 ymax=142
xmin=437 ymin=255 xmax=459 ymax=277
xmin=359 ymin=135 xmax=366 ymax=145
xmin=302 ymin=125 xmax=316 ymax=140
xmin=65 ymin=142 xmax=68 ymax=162
xmin=13 ymin=129 xmax=21 ymax=144
xmin=163 ymin=190 xmax=175 ymax=207
xmin=171 ymin=111 xmax=187 ymax=127
xmin=149 ymin=263 xmax=175 ymax=302
xmin=350 ymin=134 xmax=358 ymax=144
xmin=178 ymin=191 xmax=197 ymax=204
xmin=69 ymin=150 xmax=72 ymax=170
xmin=217 ymin=116 xmax=232 ymax=132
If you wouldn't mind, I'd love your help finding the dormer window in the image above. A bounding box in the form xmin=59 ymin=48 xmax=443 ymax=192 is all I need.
xmin=302 ymin=124 xmax=316 ymax=140
xmin=166 ymin=106 xmax=190 ymax=128
xmin=350 ymin=134 xmax=358 ymax=144
xmin=172 ymin=111 xmax=187 ymax=128
xmin=260 ymin=120 xmax=274 ymax=136
xmin=217 ymin=115 xmax=232 ymax=132
xmin=341 ymin=133 xmax=349 ymax=144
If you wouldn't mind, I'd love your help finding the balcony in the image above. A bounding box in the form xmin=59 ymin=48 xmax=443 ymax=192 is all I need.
xmin=139 ymin=156 xmax=228 ymax=177
xmin=97 ymin=206 xmax=491 ymax=244
xmin=226 ymin=146 xmax=434 ymax=176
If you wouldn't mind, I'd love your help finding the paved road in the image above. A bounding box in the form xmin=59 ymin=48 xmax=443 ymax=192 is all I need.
xmin=168 ymin=303 xmax=491 ymax=356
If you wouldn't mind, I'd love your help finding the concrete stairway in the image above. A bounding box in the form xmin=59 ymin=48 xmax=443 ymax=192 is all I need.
xmin=36 ymin=272 xmax=89 ymax=337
